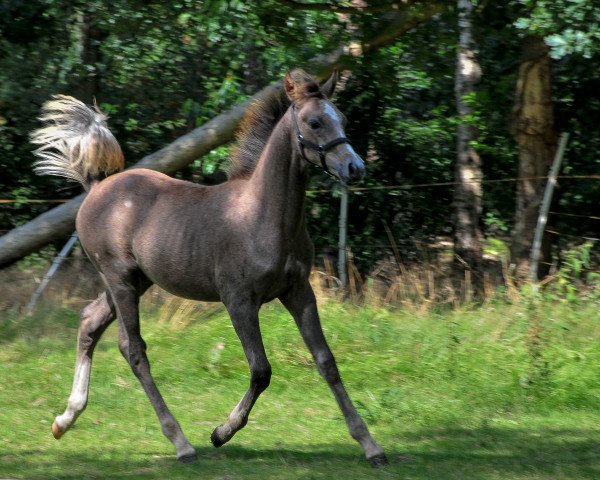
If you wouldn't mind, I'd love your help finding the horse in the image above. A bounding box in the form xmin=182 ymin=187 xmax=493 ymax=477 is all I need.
xmin=31 ymin=69 xmax=388 ymax=467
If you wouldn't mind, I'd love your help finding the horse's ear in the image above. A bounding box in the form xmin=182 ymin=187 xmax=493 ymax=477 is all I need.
xmin=285 ymin=69 xmax=320 ymax=102
xmin=320 ymin=70 xmax=338 ymax=98
xmin=284 ymin=70 xmax=297 ymax=101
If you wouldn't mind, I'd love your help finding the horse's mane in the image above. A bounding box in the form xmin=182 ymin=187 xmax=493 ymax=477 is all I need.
xmin=227 ymin=69 xmax=323 ymax=179
xmin=227 ymin=88 xmax=290 ymax=179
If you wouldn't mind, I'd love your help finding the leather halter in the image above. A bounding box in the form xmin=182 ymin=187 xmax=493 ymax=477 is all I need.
xmin=291 ymin=103 xmax=349 ymax=176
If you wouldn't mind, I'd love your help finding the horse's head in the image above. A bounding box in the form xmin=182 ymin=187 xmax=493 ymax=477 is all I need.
xmin=284 ymin=69 xmax=365 ymax=185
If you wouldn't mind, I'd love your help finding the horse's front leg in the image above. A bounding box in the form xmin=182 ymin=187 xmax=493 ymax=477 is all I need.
xmin=211 ymin=298 xmax=271 ymax=447
xmin=280 ymin=281 xmax=388 ymax=467
xmin=53 ymin=292 xmax=115 ymax=439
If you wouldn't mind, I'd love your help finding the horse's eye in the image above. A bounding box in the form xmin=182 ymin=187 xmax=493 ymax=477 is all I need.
xmin=308 ymin=119 xmax=321 ymax=130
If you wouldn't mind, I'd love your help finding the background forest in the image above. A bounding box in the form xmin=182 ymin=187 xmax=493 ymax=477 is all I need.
xmin=0 ymin=0 xmax=599 ymax=288
xmin=1 ymin=3 xmax=600 ymax=478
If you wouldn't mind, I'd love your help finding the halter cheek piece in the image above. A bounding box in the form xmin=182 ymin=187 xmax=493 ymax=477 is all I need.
xmin=291 ymin=103 xmax=349 ymax=176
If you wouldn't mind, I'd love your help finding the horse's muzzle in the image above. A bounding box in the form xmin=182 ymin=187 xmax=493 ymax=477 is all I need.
xmin=341 ymin=156 xmax=365 ymax=185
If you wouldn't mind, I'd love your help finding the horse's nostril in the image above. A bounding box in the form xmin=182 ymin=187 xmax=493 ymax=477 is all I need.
xmin=347 ymin=160 xmax=364 ymax=182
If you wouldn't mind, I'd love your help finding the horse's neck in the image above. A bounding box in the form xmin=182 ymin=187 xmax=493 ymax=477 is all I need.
xmin=246 ymin=112 xmax=308 ymax=236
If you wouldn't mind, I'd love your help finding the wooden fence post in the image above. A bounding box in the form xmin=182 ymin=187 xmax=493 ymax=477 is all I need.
xmin=530 ymin=132 xmax=569 ymax=284
xmin=26 ymin=232 xmax=79 ymax=314
xmin=338 ymin=186 xmax=349 ymax=288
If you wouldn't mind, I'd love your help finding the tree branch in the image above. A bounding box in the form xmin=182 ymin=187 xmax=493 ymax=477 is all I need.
xmin=361 ymin=2 xmax=444 ymax=52
xmin=277 ymin=0 xmax=409 ymax=14
xmin=308 ymin=2 xmax=444 ymax=76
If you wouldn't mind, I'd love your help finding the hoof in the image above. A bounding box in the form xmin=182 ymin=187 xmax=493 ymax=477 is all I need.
xmin=52 ymin=420 xmax=64 ymax=440
xmin=368 ymin=453 xmax=389 ymax=468
xmin=210 ymin=428 xmax=225 ymax=448
xmin=177 ymin=451 xmax=198 ymax=464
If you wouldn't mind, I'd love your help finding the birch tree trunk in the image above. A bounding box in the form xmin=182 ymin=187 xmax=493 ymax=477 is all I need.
xmin=453 ymin=0 xmax=484 ymax=290
xmin=509 ymin=35 xmax=557 ymax=282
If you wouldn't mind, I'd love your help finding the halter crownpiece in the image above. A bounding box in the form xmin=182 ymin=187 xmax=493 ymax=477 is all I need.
xmin=291 ymin=103 xmax=350 ymax=176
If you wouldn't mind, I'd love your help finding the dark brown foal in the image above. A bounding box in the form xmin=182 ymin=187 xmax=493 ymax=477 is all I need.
xmin=32 ymin=69 xmax=388 ymax=466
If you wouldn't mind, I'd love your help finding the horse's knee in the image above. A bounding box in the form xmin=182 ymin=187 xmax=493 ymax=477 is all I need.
xmin=251 ymin=363 xmax=272 ymax=392
xmin=118 ymin=332 xmax=146 ymax=362
xmin=315 ymin=350 xmax=340 ymax=384
xmin=127 ymin=355 xmax=145 ymax=378
xmin=123 ymin=343 xmax=150 ymax=377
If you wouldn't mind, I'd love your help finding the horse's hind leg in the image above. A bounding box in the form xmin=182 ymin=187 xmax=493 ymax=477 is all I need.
xmin=280 ymin=281 xmax=388 ymax=467
xmin=52 ymin=291 xmax=116 ymax=439
xmin=107 ymin=273 xmax=197 ymax=463
xmin=211 ymin=298 xmax=271 ymax=447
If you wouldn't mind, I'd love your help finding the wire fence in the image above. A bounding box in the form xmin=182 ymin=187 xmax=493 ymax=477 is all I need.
xmin=1 ymin=173 xmax=598 ymax=238
xmin=1 ymin=174 xmax=599 ymax=204
xmin=2 ymin=170 xmax=598 ymax=311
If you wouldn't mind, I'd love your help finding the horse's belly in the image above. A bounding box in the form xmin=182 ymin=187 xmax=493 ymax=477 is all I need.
xmin=142 ymin=266 xmax=222 ymax=302
xmin=135 ymin=243 xmax=222 ymax=302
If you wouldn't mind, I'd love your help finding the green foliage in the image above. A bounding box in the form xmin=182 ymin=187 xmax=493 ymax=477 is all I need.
xmin=1 ymin=0 xmax=599 ymax=275
xmin=544 ymin=242 xmax=600 ymax=303
xmin=514 ymin=0 xmax=600 ymax=58
xmin=484 ymin=236 xmax=509 ymax=258
xmin=15 ymin=247 xmax=54 ymax=273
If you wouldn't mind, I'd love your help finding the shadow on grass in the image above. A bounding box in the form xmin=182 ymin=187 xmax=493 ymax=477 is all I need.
xmin=393 ymin=424 xmax=600 ymax=479
xmin=0 ymin=444 xmax=365 ymax=480
xmin=1 ymin=425 xmax=599 ymax=479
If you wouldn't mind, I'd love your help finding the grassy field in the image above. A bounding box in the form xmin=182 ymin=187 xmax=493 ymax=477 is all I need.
xmin=0 ymin=295 xmax=599 ymax=479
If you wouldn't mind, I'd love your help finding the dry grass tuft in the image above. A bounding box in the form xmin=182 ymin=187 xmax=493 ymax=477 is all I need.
xmin=2 ymin=241 xmax=512 ymax=319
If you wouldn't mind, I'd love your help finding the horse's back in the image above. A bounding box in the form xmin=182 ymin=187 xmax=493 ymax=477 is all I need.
xmin=75 ymin=168 xmax=310 ymax=303
xmin=77 ymin=169 xmax=204 ymax=244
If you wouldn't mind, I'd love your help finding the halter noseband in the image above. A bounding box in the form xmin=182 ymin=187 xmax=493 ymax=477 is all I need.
xmin=291 ymin=103 xmax=349 ymax=176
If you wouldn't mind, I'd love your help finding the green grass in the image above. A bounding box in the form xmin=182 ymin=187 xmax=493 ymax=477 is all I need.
xmin=1 ymin=297 xmax=599 ymax=479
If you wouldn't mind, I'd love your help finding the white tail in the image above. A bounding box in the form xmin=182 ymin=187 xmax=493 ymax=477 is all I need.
xmin=31 ymin=95 xmax=124 ymax=190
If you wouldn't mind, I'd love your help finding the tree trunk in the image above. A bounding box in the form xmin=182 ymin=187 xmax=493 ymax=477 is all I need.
xmin=509 ymin=35 xmax=557 ymax=283
xmin=0 ymin=6 xmax=444 ymax=268
xmin=78 ymin=9 xmax=104 ymax=103
xmin=453 ymin=0 xmax=484 ymax=292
